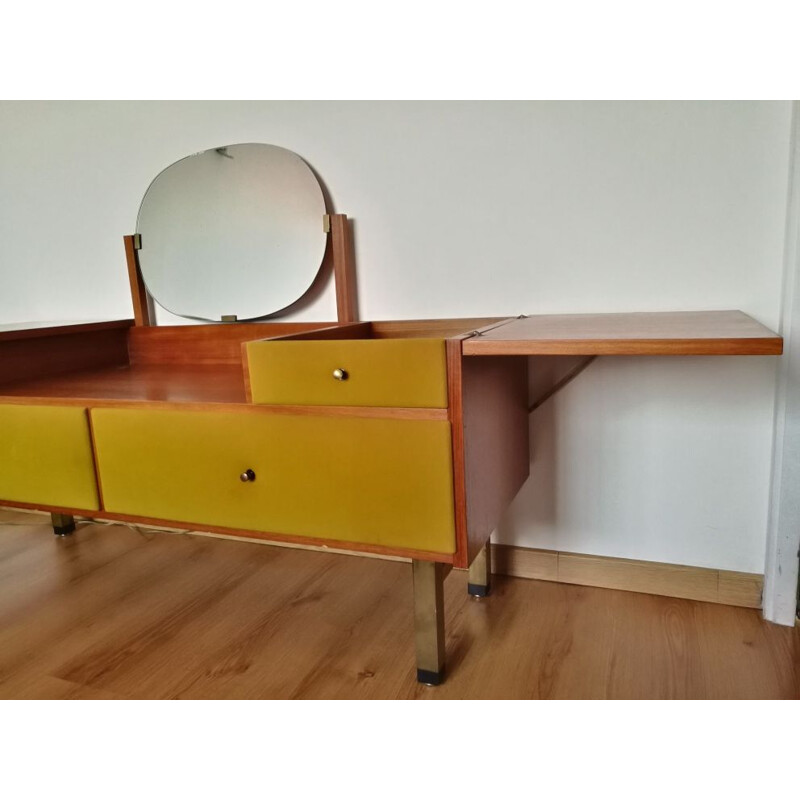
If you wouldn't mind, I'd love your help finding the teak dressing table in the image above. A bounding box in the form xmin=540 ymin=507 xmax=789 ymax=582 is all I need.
xmin=0 ymin=144 xmax=783 ymax=685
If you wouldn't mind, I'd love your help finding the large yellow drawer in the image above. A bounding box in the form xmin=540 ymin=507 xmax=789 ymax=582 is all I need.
xmin=0 ymin=404 xmax=99 ymax=510
xmin=91 ymin=408 xmax=456 ymax=554
xmin=245 ymin=338 xmax=449 ymax=408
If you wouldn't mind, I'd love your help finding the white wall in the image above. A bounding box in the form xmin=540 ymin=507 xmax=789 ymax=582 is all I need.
xmin=0 ymin=101 xmax=792 ymax=573
xmin=764 ymin=104 xmax=800 ymax=624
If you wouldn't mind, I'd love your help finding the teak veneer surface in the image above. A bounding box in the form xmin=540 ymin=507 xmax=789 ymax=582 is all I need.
xmin=370 ymin=318 xmax=505 ymax=338
xmin=124 ymin=236 xmax=151 ymax=327
xmin=262 ymin=319 xmax=508 ymax=342
xmin=0 ymin=322 xmax=131 ymax=387
xmin=0 ymin=320 xmax=133 ymax=341
xmin=127 ymin=318 xmax=503 ymax=367
xmin=127 ymin=322 xmax=338 ymax=365
xmin=0 ymin=510 xmax=796 ymax=700
xmin=446 ymin=343 xmax=529 ymax=569
xmin=258 ymin=322 xmax=373 ymax=342
xmin=329 ymin=214 xmax=359 ymax=324
xmin=462 ymin=310 xmax=783 ymax=355
xmin=0 ymin=364 xmax=452 ymax=420
xmin=461 ymin=357 xmax=529 ymax=566
xmin=0 ymin=364 xmax=248 ymax=405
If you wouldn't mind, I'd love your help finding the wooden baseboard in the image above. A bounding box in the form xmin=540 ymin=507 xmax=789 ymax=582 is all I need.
xmin=491 ymin=543 xmax=763 ymax=609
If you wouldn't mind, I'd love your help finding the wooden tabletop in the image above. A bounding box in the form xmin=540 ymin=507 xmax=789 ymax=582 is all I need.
xmin=0 ymin=319 xmax=133 ymax=342
xmin=462 ymin=311 xmax=783 ymax=356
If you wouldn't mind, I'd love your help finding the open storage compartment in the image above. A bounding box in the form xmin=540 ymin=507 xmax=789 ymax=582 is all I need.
xmin=243 ymin=320 xmax=501 ymax=408
xmin=0 ymin=318 xmax=503 ymax=409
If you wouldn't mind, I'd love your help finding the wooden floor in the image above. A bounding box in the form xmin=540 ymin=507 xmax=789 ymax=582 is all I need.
xmin=0 ymin=508 xmax=798 ymax=700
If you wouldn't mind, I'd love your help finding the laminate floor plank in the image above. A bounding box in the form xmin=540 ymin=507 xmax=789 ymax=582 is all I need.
xmin=0 ymin=524 xmax=263 ymax=688
xmin=0 ymin=671 xmax=128 ymax=700
xmin=0 ymin=522 xmax=149 ymax=622
xmin=103 ymin=551 xmax=403 ymax=699
xmin=0 ymin=510 xmax=797 ymax=700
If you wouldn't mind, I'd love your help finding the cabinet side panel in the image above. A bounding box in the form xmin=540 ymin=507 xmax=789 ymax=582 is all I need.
xmin=461 ymin=355 xmax=529 ymax=566
xmin=446 ymin=339 xmax=469 ymax=568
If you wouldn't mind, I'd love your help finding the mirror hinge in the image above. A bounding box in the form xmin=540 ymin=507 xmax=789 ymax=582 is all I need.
xmin=221 ymin=314 xmax=238 ymax=322
xmin=132 ymin=233 xmax=142 ymax=250
xmin=323 ymin=214 xmax=331 ymax=233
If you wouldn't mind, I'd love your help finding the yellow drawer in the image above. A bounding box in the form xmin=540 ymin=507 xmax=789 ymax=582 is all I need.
xmin=91 ymin=408 xmax=456 ymax=554
xmin=245 ymin=338 xmax=449 ymax=408
xmin=0 ymin=404 xmax=99 ymax=510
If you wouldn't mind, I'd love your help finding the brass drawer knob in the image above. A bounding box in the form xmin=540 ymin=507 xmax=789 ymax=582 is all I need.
xmin=240 ymin=469 xmax=256 ymax=483
xmin=332 ymin=368 xmax=349 ymax=381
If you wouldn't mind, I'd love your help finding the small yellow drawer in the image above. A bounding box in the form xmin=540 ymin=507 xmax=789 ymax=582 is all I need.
xmin=245 ymin=338 xmax=449 ymax=408
xmin=0 ymin=404 xmax=99 ymax=510
xmin=91 ymin=408 xmax=456 ymax=554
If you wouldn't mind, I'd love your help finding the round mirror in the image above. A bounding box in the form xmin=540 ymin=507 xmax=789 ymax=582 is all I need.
xmin=136 ymin=143 xmax=328 ymax=321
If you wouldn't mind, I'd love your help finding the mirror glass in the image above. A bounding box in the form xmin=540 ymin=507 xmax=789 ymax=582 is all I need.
xmin=136 ymin=143 xmax=327 ymax=321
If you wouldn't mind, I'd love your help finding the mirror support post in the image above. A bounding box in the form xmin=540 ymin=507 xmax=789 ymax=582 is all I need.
xmin=329 ymin=214 xmax=359 ymax=323
xmin=124 ymin=234 xmax=153 ymax=326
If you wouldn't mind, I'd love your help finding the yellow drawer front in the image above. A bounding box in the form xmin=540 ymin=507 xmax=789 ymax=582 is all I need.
xmin=0 ymin=404 xmax=99 ymax=510
xmin=91 ymin=408 xmax=456 ymax=554
xmin=245 ymin=338 xmax=449 ymax=408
